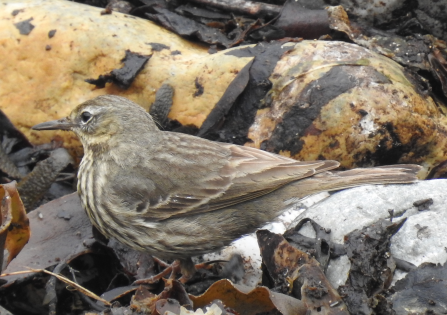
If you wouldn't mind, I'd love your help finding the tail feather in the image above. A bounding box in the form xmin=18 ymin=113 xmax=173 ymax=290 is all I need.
xmin=292 ymin=164 xmax=421 ymax=198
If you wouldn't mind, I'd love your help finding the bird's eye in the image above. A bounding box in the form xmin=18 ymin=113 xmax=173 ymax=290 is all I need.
xmin=80 ymin=111 xmax=93 ymax=123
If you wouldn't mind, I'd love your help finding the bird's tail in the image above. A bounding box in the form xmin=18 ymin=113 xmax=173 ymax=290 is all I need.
xmin=291 ymin=164 xmax=422 ymax=198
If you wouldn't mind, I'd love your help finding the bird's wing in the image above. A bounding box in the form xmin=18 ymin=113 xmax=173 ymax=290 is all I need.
xmin=186 ymin=144 xmax=339 ymax=212
xmin=110 ymin=132 xmax=338 ymax=221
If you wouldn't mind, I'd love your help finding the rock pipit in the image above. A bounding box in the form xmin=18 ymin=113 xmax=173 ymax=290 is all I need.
xmin=33 ymin=95 xmax=421 ymax=282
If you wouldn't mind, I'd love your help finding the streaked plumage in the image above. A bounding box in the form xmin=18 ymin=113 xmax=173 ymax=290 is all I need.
xmin=32 ymin=95 xmax=421 ymax=276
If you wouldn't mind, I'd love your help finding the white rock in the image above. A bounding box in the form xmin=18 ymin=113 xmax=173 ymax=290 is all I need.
xmin=200 ymin=180 xmax=447 ymax=289
xmin=292 ymin=179 xmax=447 ymax=287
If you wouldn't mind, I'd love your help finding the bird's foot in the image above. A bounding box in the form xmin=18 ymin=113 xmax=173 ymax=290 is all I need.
xmin=133 ymin=257 xmax=217 ymax=284
xmin=133 ymin=257 xmax=180 ymax=284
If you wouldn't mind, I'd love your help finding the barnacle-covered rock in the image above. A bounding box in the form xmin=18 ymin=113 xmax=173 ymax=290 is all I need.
xmin=247 ymin=41 xmax=447 ymax=178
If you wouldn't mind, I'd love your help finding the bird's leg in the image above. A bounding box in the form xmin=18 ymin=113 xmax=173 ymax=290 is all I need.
xmin=176 ymin=258 xmax=196 ymax=283
xmin=176 ymin=258 xmax=225 ymax=283
xmin=133 ymin=257 xmax=192 ymax=284
xmin=133 ymin=260 xmax=174 ymax=284
xmin=152 ymin=256 xmax=171 ymax=268
xmin=133 ymin=257 xmax=216 ymax=284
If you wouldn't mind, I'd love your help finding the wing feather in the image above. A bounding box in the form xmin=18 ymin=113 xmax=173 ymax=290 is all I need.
xmin=107 ymin=132 xmax=339 ymax=221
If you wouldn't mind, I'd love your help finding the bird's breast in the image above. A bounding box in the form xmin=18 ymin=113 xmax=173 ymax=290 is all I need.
xmin=77 ymin=155 xmax=153 ymax=251
xmin=78 ymin=156 xmax=104 ymax=232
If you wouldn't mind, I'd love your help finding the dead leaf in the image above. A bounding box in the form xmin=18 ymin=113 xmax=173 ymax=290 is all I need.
xmin=0 ymin=181 xmax=30 ymax=271
xmin=339 ymin=218 xmax=406 ymax=314
xmin=131 ymin=280 xmax=193 ymax=315
xmin=190 ymin=279 xmax=307 ymax=315
xmin=257 ymin=230 xmax=348 ymax=315
xmin=1 ymin=193 xmax=91 ymax=285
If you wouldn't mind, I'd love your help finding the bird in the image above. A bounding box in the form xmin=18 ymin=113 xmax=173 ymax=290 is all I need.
xmin=32 ymin=95 xmax=421 ymax=282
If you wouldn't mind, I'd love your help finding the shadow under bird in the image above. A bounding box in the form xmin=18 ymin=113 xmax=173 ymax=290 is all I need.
xmin=32 ymin=95 xmax=421 ymax=282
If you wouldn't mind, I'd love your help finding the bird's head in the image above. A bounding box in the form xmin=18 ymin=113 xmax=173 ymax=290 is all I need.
xmin=32 ymin=95 xmax=158 ymax=148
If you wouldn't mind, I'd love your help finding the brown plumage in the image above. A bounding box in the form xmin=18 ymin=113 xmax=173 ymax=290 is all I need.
xmin=32 ymin=95 xmax=421 ymax=279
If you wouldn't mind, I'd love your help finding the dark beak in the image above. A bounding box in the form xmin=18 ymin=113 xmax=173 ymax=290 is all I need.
xmin=32 ymin=118 xmax=77 ymax=131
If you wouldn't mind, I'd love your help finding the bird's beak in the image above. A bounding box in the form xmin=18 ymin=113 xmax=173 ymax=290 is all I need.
xmin=32 ymin=118 xmax=77 ymax=131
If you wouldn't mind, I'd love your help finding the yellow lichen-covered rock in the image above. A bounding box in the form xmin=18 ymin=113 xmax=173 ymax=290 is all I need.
xmin=247 ymin=41 xmax=447 ymax=178
xmin=0 ymin=0 xmax=252 ymax=155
